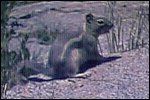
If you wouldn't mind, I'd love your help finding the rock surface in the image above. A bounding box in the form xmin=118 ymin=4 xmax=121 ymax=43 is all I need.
xmin=4 ymin=47 xmax=149 ymax=99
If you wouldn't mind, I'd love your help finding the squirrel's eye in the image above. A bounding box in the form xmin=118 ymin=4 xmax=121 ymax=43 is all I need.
xmin=97 ymin=19 xmax=104 ymax=24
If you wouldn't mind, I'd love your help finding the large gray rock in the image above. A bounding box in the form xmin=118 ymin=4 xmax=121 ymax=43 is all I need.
xmin=8 ymin=1 xmax=121 ymax=38
xmin=7 ymin=1 xmax=108 ymax=63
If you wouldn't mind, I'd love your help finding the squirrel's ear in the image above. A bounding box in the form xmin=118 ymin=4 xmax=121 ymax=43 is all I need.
xmin=86 ymin=13 xmax=93 ymax=23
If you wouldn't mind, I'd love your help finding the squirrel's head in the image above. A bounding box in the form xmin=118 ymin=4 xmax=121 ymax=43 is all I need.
xmin=85 ymin=13 xmax=113 ymax=38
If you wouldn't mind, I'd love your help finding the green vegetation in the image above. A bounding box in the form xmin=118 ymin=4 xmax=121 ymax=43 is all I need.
xmin=1 ymin=1 xmax=61 ymax=98
xmin=1 ymin=1 xmax=30 ymax=98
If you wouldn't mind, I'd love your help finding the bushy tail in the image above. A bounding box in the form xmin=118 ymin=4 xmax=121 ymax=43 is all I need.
xmin=16 ymin=60 xmax=53 ymax=78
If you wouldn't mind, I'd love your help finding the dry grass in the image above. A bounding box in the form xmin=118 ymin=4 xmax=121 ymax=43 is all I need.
xmin=104 ymin=1 xmax=149 ymax=54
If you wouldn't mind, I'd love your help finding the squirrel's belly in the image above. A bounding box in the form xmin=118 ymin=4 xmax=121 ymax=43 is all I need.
xmin=66 ymin=49 xmax=88 ymax=73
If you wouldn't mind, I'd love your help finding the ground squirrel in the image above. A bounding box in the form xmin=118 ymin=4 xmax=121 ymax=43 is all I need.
xmin=14 ymin=13 xmax=114 ymax=84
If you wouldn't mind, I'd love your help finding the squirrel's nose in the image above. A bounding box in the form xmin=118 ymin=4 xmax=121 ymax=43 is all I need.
xmin=109 ymin=22 xmax=113 ymax=28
